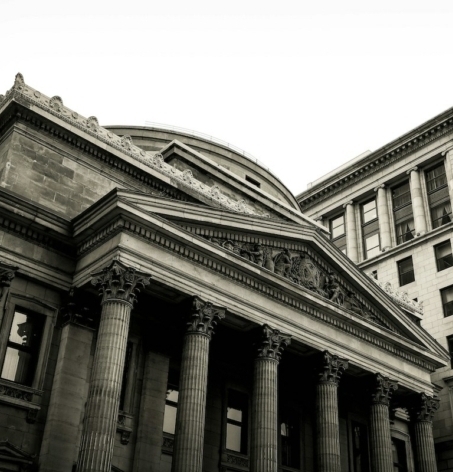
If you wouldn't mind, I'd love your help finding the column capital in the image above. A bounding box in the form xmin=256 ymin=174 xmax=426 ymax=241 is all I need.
xmin=0 ymin=260 xmax=18 ymax=298
xmin=91 ymin=259 xmax=151 ymax=306
xmin=342 ymin=200 xmax=354 ymax=208
xmin=406 ymin=166 xmax=419 ymax=175
xmin=373 ymin=184 xmax=386 ymax=192
xmin=371 ymin=373 xmax=398 ymax=405
xmin=256 ymin=324 xmax=291 ymax=362
xmin=314 ymin=215 xmax=324 ymax=222
xmin=410 ymin=393 xmax=440 ymax=423
xmin=186 ymin=296 xmax=226 ymax=338
xmin=318 ymin=351 xmax=348 ymax=385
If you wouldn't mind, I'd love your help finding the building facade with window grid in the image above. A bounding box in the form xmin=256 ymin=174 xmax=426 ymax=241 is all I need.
xmin=0 ymin=74 xmax=448 ymax=472
xmin=298 ymin=104 xmax=453 ymax=472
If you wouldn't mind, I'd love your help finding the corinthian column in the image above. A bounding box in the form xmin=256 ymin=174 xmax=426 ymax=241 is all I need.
xmin=374 ymin=185 xmax=392 ymax=251
xmin=407 ymin=167 xmax=427 ymax=236
xmin=343 ymin=202 xmax=358 ymax=263
xmin=77 ymin=260 xmax=150 ymax=472
xmin=172 ymin=297 xmax=225 ymax=472
xmin=369 ymin=374 xmax=398 ymax=472
xmin=410 ymin=393 xmax=439 ymax=472
xmin=251 ymin=325 xmax=291 ymax=472
xmin=316 ymin=351 xmax=348 ymax=472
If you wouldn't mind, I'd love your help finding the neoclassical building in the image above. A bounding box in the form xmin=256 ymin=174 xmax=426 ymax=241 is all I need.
xmin=298 ymin=109 xmax=453 ymax=471
xmin=0 ymin=74 xmax=448 ymax=472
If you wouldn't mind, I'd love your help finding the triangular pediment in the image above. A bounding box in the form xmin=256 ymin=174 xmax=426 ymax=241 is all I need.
xmin=73 ymin=188 xmax=450 ymax=371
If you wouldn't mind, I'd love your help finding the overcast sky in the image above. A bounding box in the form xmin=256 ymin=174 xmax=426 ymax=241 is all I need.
xmin=2 ymin=0 xmax=453 ymax=196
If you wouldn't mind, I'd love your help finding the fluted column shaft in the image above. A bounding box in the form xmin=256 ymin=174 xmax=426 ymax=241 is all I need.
xmin=250 ymin=325 xmax=290 ymax=472
xmin=172 ymin=333 xmax=210 ymax=472
xmin=369 ymin=374 xmax=398 ymax=472
xmin=408 ymin=168 xmax=427 ymax=235
xmin=316 ymin=351 xmax=348 ymax=472
xmin=172 ymin=298 xmax=225 ymax=472
xmin=411 ymin=394 xmax=439 ymax=472
xmin=375 ymin=185 xmax=392 ymax=251
xmin=78 ymin=261 xmax=150 ymax=472
xmin=78 ymin=301 xmax=131 ymax=471
xmin=344 ymin=202 xmax=358 ymax=263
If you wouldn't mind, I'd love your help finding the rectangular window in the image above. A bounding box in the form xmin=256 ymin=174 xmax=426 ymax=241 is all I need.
xmin=441 ymin=286 xmax=453 ymax=318
xmin=163 ymin=386 xmax=179 ymax=435
xmin=226 ymin=390 xmax=248 ymax=454
xmin=330 ymin=214 xmax=347 ymax=254
xmin=351 ymin=422 xmax=369 ymax=472
xmin=426 ymin=162 xmax=452 ymax=229
xmin=392 ymin=438 xmax=408 ymax=472
xmin=435 ymin=240 xmax=453 ymax=271
xmin=361 ymin=199 xmax=380 ymax=259
xmin=280 ymin=408 xmax=301 ymax=468
xmin=397 ymin=257 xmax=415 ymax=286
xmin=392 ymin=181 xmax=415 ymax=245
xmin=447 ymin=335 xmax=453 ymax=369
xmin=1 ymin=309 xmax=45 ymax=386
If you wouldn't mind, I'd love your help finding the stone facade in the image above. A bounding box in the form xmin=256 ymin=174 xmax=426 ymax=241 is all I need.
xmin=0 ymin=73 xmax=448 ymax=472
xmin=298 ymin=109 xmax=453 ymax=471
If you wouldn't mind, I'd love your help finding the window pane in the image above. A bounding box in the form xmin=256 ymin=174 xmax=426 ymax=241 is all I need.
xmin=9 ymin=312 xmax=33 ymax=346
xmin=426 ymin=163 xmax=447 ymax=192
xmin=167 ymin=389 xmax=179 ymax=403
xmin=331 ymin=215 xmax=345 ymax=239
xmin=365 ymin=234 xmax=380 ymax=258
xmin=441 ymin=287 xmax=453 ymax=317
xmin=431 ymin=202 xmax=452 ymax=228
xmin=362 ymin=200 xmax=377 ymax=223
xmin=227 ymin=406 xmax=242 ymax=422
xmin=398 ymin=257 xmax=415 ymax=286
xmin=392 ymin=182 xmax=411 ymax=208
xmin=1 ymin=347 xmax=32 ymax=384
xmin=226 ymin=423 xmax=242 ymax=452
xmin=435 ymin=241 xmax=453 ymax=271
xmin=163 ymin=404 xmax=177 ymax=434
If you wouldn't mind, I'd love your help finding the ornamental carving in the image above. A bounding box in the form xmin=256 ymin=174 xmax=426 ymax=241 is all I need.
xmin=256 ymin=324 xmax=291 ymax=361
xmin=186 ymin=297 xmax=226 ymax=338
xmin=91 ymin=260 xmax=151 ymax=306
xmin=1 ymin=74 xmax=270 ymax=218
xmin=371 ymin=373 xmax=398 ymax=406
xmin=410 ymin=393 xmax=440 ymax=422
xmin=226 ymin=453 xmax=249 ymax=467
xmin=0 ymin=261 xmax=18 ymax=299
xmin=61 ymin=289 xmax=96 ymax=328
xmin=206 ymin=237 xmax=390 ymax=329
xmin=318 ymin=351 xmax=348 ymax=385
xmin=0 ymin=384 xmax=33 ymax=402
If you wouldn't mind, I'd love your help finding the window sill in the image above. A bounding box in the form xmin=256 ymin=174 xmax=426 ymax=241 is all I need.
xmin=0 ymin=378 xmax=42 ymax=423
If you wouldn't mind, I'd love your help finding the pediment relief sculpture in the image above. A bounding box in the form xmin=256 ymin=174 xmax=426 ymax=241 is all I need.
xmin=205 ymin=236 xmax=394 ymax=332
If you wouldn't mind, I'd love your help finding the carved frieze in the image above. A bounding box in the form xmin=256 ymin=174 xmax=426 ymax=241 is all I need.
xmin=187 ymin=297 xmax=226 ymax=338
xmin=206 ymin=236 xmax=391 ymax=330
xmin=410 ymin=393 xmax=440 ymax=422
xmin=256 ymin=324 xmax=291 ymax=362
xmin=371 ymin=373 xmax=398 ymax=406
xmin=318 ymin=351 xmax=348 ymax=385
xmin=91 ymin=259 xmax=151 ymax=306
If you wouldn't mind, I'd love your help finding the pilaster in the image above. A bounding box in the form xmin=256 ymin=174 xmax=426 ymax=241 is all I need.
xmin=316 ymin=351 xmax=348 ymax=472
xmin=172 ymin=297 xmax=225 ymax=472
xmin=407 ymin=167 xmax=427 ymax=235
xmin=77 ymin=260 xmax=150 ymax=472
xmin=343 ymin=202 xmax=358 ymax=263
xmin=369 ymin=374 xmax=398 ymax=472
xmin=250 ymin=325 xmax=290 ymax=472
xmin=374 ymin=185 xmax=392 ymax=251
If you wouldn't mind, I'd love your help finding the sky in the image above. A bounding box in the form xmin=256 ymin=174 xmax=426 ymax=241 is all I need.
xmin=2 ymin=0 xmax=453 ymax=196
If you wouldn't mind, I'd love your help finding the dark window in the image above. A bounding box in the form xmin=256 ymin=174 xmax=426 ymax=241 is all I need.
xmin=0 ymin=310 xmax=45 ymax=386
xmin=361 ymin=199 xmax=380 ymax=259
xmin=280 ymin=408 xmax=300 ymax=468
xmin=119 ymin=341 xmax=133 ymax=411
xmin=447 ymin=335 xmax=453 ymax=369
xmin=330 ymin=214 xmax=347 ymax=254
xmin=226 ymin=390 xmax=248 ymax=454
xmin=441 ymin=286 xmax=453 ymax=318
xmin=392 ymin=181 xmax=415 ymax=245
xmin=426 ymin=162 xmax=452 ymax=229
xmin=397 ymin=257 xmax=415 ymax=286
xmin=435 ymin=240 xmax=453 ymax=271
xmin=245 ymin=175 xmax=260 ymax=188
xmin=163 ymin=386 xmax=179 ymax=435
xmin=392 ymin=438 xmax=408 ymax=472
xmin=351 ymin=422 xmax=369 ymax=472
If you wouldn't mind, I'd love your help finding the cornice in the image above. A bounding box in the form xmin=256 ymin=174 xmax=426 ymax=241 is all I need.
xmin=75 ymin=210 xmax=445 ymax=372
xmin=0 ymin=74 xmax=273 ymax=219
xmin=297 ymin=113 xmax=453 ymax=209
